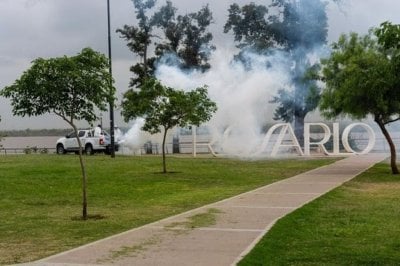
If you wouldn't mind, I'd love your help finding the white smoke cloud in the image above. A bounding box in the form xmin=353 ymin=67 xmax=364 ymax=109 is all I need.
xmin=155 ymin=49 xmax=291 ymax=156
xmin=119 ymin=118 xmax=146 ymax=153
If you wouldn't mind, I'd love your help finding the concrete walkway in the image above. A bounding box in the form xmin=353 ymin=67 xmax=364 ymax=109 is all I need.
xmin=27 ymin=154 xmax=386 ymax=266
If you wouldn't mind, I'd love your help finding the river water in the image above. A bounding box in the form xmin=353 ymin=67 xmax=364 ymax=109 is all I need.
xmin=1 ymin=136 xmax=61 ymax=150
xmin=0 ymin=136 xmax=140 ymax=155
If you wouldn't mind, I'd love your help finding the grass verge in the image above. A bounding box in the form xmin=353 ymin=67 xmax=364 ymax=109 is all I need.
xmin=239 ymin=161 xmax=400 ymax=266
xmin=0 ymin=154 xmax=336 ymax=264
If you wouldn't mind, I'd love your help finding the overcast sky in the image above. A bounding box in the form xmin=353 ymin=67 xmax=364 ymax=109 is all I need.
xmin=1 ymin=0 xmax=399 ymax=130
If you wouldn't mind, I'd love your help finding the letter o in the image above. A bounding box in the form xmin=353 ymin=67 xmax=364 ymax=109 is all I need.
xmin=342 ymin=123 xmax=375 ymax=154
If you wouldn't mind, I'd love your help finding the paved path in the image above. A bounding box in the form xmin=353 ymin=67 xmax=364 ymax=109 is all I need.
xmin=26 ymin=154 xmax=386 ymax=266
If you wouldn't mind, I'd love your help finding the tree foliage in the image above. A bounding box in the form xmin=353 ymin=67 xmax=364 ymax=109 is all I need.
xmin=224 ymin=0 xmax=330 ymax=141
xmin=152 ymin=2 xmax=215 ymax=71
xmin=270 ymin=62 xmax=322 ymax=141
xmin=1 ymin=47 xmax=114 ymax=218
xmin=224 ymin=0 xmax=328 ymax=54
xmin=118 ymin=0 xmax=215 ymax=89
xmin=270 ymin=0 xmax=328 ymax=50
xmin=320 ymin=22 xmax=400 ymax=174
xmin=117 ymin=0 xmax=157 ymax=88
xmin=1 ymin=48 xmax=113 ymax=123
xmin=224 ymin=3 xmax=279 ymax=52
xmin=121 ymin=78 xmax=217 ymax=173
xmin=152 ymin=1 xmax=183 ymax=57
xmin=175 ymin=5 xmax=215 ymax=71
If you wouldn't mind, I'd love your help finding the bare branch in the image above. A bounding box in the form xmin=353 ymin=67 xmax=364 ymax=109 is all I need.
xmin=384 ymin=116 xmax=400 ymax=124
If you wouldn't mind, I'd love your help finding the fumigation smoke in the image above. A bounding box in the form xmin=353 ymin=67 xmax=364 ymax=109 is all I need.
xmin=118 ymin=118 xmax=145 ymax=154
xmin=155 ymin=49 xmax=291 ymax=156
xmin=119 ymin=0 xmax=332 ymax=157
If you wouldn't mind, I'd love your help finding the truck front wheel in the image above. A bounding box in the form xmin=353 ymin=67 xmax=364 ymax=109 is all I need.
xmin=56 ymin=144 xmax=66 ymax=155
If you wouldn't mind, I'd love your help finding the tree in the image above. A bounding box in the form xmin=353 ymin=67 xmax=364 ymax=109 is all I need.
xmin=270 ymin=63 xmax=322 ymax=143
xmin=121 ymin=78 xmax=217 ymax=173
xmin=152 ymin=1 xmax=183 ymax=59
xmin=117 ymin=0 xmax=157 ymax=88
xmin=224 ymin=2 xmax=281 ymax=58
xmin=224 ymin=0 xmax=329 ymax=56
xmin=175 ymin=5 xmax=215 ymax=72
xmin=0 ymin=47 xmax=114 ymax=218
xmin=320 ymin=22 xmax=400 ymax=174
xmin=118 ymin=0 xmax=215 ymax=89
xmin=149 ymin=1 xmax=215 ymax=72
xmin=224 ymin=0 xmax=330 ymax=142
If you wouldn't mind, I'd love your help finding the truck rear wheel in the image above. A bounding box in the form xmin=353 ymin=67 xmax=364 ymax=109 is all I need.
xmin=85 ymin=144 xmax=94 ymax=155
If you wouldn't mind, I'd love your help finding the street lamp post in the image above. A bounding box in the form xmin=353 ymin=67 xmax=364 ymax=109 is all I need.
xmin=107 ymin=0 xmax=115 ymax=158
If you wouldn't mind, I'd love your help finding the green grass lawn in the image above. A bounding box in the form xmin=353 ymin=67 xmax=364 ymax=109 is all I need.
xmin=0 ymin=154 xmax=336 ymax=264
xmin=239 ymin=162 xmax=400 ymax=266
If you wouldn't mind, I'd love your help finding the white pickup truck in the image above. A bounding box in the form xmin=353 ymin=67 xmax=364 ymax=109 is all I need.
xmin=56 ymin=129 xmax=119 ymax=155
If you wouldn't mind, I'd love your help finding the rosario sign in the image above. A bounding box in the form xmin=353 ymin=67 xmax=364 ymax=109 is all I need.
xmin=258 ymin=122 xmax=375 ymax=156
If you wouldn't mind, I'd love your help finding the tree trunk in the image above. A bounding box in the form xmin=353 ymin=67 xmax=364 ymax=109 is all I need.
xmin=375 ymin=118 xmax=399 ymax=174
xmin=162 ymin=127 xmax=168 ymax=173
xmin=72 ymin=124 xmax=88 ymax=219
xmin=144 ymin=43 xmax=148 ymax=77
xmin=294 ymin=114 xmax=305 ymax=148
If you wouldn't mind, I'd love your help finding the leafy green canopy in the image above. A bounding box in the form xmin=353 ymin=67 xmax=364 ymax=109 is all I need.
xmin=320 ymin=31 xmax=400 ymax=122
xmin=320 ymin=22 xmax=400 ymax=174
xmin=121 ymin=78 xmax=217 ymax=173
xmin=121 ymin=78 xmax=217 ymax=133
xmin=1 ymin=47 xmax=115 ymax=219
xmin=1 ymin=47 xmax=114 ymax=125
